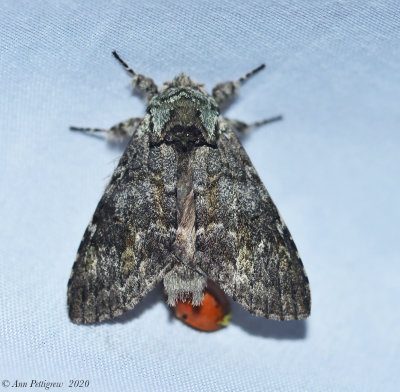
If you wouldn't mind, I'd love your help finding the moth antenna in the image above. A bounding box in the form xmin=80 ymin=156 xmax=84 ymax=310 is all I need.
xmin=250 ymin=115 xmax=283 ymax=127
xmin=238 ymin=64 xmax=266 ymax=84
xmin=112 ymin=51 xmax=136 ymax=77
xmin=70 ymin=126 xmax=107 ymax=133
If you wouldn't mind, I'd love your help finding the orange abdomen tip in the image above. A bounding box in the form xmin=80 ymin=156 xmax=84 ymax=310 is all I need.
xmin=173 ymin=280 xmax=231 ymax=332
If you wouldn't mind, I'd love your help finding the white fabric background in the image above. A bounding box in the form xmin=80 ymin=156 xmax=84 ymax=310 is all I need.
xmin=1 ymin=1 xmax=399 ymax=391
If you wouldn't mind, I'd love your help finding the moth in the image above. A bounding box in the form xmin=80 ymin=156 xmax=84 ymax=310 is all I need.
xmin=67 ymin=51 xmax=311 ymax=324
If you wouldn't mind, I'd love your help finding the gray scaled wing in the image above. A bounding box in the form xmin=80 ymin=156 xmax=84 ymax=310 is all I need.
xmin=192 ymin=128 xmax=311 ymax=320
xmin=67 ymin=128 xmax=177 ymax=323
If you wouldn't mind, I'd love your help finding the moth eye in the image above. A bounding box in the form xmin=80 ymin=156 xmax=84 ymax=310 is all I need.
xmin=196 ymin=109 xmax=202 ymax=116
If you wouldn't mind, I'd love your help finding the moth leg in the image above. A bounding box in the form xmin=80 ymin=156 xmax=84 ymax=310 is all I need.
xmin=212 ymin=64 xmax=265 ymax=107
xmin=112 ymin=51 xmax=159 ymax=101
xmin=70 ymin=117 xmax=143 ymax=138
xmin=225 ymin=115 xmax=283 ymax=137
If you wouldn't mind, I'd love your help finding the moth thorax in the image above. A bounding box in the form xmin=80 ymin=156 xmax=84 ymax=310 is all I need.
xmin=164 ymin=106 xmax=207 ymax=148
xmin=164 ymin=125 xmax=205 ymax=148
xmin=163 ymin=265 xmax=207 ymax=306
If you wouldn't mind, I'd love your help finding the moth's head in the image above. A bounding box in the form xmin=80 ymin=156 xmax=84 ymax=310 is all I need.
xmin=147 ymin=84 xmax=220 ymax=147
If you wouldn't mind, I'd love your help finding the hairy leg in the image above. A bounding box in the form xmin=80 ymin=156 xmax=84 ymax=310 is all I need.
xmin=70 ymin=117 xmax=143 ymax=138
xmin=112 ymin=51 xmax=158 ymax=101
xmin=212 ymin=64 xmax=265 ymax=107
xmin=224 ymin=115 xmax=283 ymax=137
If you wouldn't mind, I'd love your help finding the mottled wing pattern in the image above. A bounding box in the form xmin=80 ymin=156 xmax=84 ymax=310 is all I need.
xmin=192 ymin=127 xmax=311 ymax=320
xmin=67 ymin=127 xmax=178 ymax=323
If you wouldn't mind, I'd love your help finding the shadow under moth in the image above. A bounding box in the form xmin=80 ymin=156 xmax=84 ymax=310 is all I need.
xmin=67 ymin=51 xmax=311 ymax=327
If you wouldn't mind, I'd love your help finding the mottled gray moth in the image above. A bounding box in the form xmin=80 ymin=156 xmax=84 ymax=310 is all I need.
xmin=67 ymin=51 xmax=311 ymax=324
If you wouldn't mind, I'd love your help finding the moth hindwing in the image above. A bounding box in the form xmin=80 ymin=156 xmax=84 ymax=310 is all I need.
xmin=67 ymin=51 xmax=311 ymax=324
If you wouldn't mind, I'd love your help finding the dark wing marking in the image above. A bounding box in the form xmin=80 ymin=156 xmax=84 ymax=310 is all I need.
xmin=192 ymin=128 xmax=311 ymax=320
xmin=67 ymin=127 xmax=178 ymax=323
